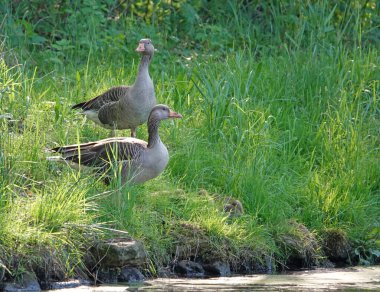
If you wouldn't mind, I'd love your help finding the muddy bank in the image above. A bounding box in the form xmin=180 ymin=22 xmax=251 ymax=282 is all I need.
xmin=43 ymin=266 xmax=380 ymax=291
xmin=1 ymin=219 xmax=378 ymax=291
xmin=1 ymin=196 xmax=379 ymax=291
xmin=146 ymin=266 xmax=380 ymax=291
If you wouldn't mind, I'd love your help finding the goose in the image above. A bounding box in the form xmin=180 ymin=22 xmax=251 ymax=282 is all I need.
xmin=50 ymin=105 xmax=182 ymax=185
xmin=72 ymin=39 xmax=156 ymax=137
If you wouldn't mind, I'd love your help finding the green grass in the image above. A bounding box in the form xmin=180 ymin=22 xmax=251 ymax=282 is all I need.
xmin=0 ymin=0 xmax=379 ymax=279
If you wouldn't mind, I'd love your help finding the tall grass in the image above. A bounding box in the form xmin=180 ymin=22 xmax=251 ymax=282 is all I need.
xmin=0 ymin=56 xmax=102 ymax=278
xmin=0 ymin=0 xmax=379 ymax=278
xmin=169 ymin=45 xmax=379 ymax=250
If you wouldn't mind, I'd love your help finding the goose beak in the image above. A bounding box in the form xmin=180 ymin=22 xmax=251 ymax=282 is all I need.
xmin=136 ymin=43 xmax=145 ymax=52
xmin=169 ymin=111 xmax=183 ymax=119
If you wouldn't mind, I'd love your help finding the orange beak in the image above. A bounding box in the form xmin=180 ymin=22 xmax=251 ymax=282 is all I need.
xmin=136 ymin=42 xmax=145 ymax=52
xmin=169 ymin=111 xmax=183 ymax=119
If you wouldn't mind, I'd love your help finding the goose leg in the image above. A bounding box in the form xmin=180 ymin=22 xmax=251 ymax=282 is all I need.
xmin=131 ymin=127 xmax=136 ymax=138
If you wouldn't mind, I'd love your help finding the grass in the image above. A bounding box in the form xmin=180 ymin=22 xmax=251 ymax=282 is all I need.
xmin=0 ymin=0 xmax=379 ymax=280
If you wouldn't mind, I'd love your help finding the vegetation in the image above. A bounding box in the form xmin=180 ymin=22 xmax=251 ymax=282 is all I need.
xmin=0 ymin=0 xmax=379 ymax=279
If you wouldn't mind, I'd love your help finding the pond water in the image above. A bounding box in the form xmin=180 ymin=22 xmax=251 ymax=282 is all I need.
xmin=48 ymin=266 xmax=380 ymax=291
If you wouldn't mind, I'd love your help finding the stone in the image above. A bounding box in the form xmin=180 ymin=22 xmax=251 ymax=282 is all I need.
xmin=157 ymin=266 xmax=175 ymax=278
xmin=118 ymin=267 xmax=145 ymax=283
xmin=96 ymin=267 xmax=120 ymax=284
xmin=223 ymin=199 xmax=244 ymax=218
xmin=0 ymin=271 xmax=41 ymax=292
xmin=174 ymin=260 xmax=205 ymax=278
xmin=323 ymin=228 xmax=351 ymax=264
xmin=33 ymin=255 xmax=66 ymax=286
xmin=280 ymin=221 xmax=320 ymax=269
xmin=203 ymin=261 xmax=231 ymax=277
xmin=90 ymin=237 xmax=147 ymax=268
xmin=49 ymin=279 xmax=92 ymax=289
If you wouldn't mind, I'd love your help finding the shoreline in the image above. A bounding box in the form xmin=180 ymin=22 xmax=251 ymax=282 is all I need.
xmin=43 ymin=266 xmax=380 ymax=291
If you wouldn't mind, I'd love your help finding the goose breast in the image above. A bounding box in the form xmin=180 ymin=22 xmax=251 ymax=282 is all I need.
xmin=126 ymin=141 xmax=169 ymax=184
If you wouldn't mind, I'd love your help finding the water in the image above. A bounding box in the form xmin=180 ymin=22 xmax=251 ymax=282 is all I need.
xmin=48 ymin=266 xmax=380 ymax=291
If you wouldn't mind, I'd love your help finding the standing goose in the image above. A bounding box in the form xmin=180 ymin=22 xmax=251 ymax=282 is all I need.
xmin=72 ymin=39 xmax=156 ymax=137
xmin=50 ymin=105 xmax=182 ymax=185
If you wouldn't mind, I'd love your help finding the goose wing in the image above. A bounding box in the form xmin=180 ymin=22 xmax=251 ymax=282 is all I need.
xmin=97 ymin=101 xmax=120 ymax=126
xmin=72 ymin=86 xmax=130 ymax=111
xmin=51 ymin=137 xmax=147 ymax=167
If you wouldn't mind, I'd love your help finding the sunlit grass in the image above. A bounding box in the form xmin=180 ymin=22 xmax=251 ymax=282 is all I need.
xmin=0 ymin=7 xmax=379 ymax=277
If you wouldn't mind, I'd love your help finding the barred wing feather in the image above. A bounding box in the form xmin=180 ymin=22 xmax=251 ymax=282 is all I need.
xmin=72 ymin=86 xmax=130 ymax=111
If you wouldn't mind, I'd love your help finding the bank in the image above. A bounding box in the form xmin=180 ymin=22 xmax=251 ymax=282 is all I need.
xmin=1 ymin=186 xmax=379 ymax=291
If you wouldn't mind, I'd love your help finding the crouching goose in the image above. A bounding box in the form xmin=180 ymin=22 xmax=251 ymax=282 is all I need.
xmin=72 ymin=39 xmax=156 ymax=137
xmin=50 ymin=105 xmax=182 ymax=185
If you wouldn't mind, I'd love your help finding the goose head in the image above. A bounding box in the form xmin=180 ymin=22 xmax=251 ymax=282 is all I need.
xmin=136 ymin=39 xmax=155 ymax=56
xmin=148 ymin=104 xmax=183 ymax=122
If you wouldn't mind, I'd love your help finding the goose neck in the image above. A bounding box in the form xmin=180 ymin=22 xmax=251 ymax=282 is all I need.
xmin=147 ymin=118 xmax=161 ymax=148
xmin=135 ymin=55 xmax=151 ymax=85
xmin=138 ymin=55 xmax=151 ymax=71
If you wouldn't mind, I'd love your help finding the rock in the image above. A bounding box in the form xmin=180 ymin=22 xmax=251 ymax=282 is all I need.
xmin=33 ymin=254 xmax=66 ymax=286
xmin=172 ymin=223 xmax=209 ymax=261
xmin=223 ymin=199 xmax=244 ymax=218
xmin=322 ymin=228 xmax=351 ymax=264
xmin=96 ymin=267 xmax=120 ymax=284
xmin=49 ymin=279 xmax=92 ymax=289
xmin=320 ymin=259 xmax=336 ymax=269
xmin=157 ymin=266 xmax=176 ymax=278
xmin=94 ymin=267 xmax=145 ymax=284
xmin=90 ymin=237 xmax=147 ymax=268
xmin=85 ymin=237 xmax=147 ymax=284
xmin=118 ymin=267 xmax=145 ymax=283
xmin=0 ymin=271 xmax=41 ymax=292
xmin=203 ymin=261 xmax=231 ymax=277
xmin=280 ymin=221 xmax=320 ymax=269
xmin=174 ymin=260 xmax=205 ymax=278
